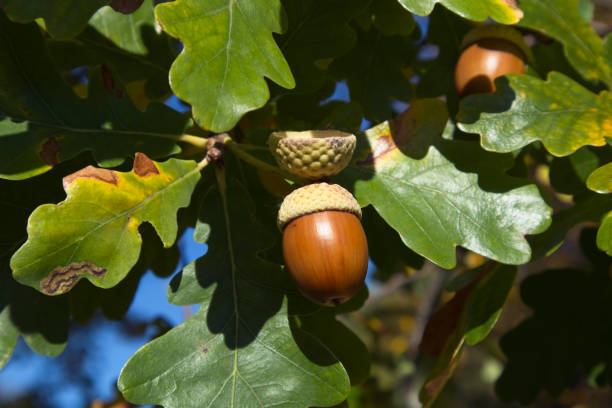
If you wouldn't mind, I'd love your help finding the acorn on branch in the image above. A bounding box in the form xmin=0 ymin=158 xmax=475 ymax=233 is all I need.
xmin=270 ymin=130 xmax=367 ymax=306
xmin=455 ymin=24 xmax=532 ymax=98
xmin=278 ymin=183 xmax=368 ymax=306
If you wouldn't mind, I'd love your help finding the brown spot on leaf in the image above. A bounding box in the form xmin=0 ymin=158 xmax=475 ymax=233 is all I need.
xmin=63 ymin=166 xmax=119 ymax=190
xmin=133 ymin=153 xmax=159 ymax=177
xmin=110 ymin=0 xmax=145 ymax=14
xmin=101 ymin=64 xmax=123 ymax=99
xmin=40 ymin=136 xmax=60 ymax=166
xmin=41 ymin=261 xmax=106 ymax=295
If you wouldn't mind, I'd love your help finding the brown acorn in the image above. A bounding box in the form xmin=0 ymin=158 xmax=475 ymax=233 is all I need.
xmin=278 ymin=183 xmax=368 ymax=306
xmin=455 ymin=25 xmax=531 ymax=98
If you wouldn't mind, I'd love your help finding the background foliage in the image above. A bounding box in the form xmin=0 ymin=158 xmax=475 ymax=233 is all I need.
xmin=1 ymin=0 xmax=612 ymax=407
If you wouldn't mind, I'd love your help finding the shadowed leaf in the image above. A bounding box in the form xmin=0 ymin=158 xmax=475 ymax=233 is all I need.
xmin=0 ymin=0 xmax=108 ymax=38
xmin=419 ymin=264 xmax=516 ymax=407
xmin=0 ymin=15 xmax=190 ymax=180
xmin=118 ymin=169 xmax=351 ymax=407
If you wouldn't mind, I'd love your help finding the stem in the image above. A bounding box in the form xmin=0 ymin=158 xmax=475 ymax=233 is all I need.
xmin=196 ymin=155 xmax=210 ymax=170
xmin=224 ymin=139 xmax=299 ymax=182
xmin=177 ymin=133 xmax=208 ymax=149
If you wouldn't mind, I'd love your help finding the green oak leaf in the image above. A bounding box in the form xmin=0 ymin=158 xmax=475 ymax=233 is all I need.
xmin=10 ymin=154 xmax=201 ymax=295
xmin=336 ymin=99 xmax=551 ymax=269
xmin=331 ymin=28 xmax=414 ymax=123
xmin=528 ymin=194 xmax=612 ymax=259
xmin=397 ymin=0 xmax=523 ymax=24
xmin=419 ymin=263 xmax=517 ymax=407
xmin=586 ymin=163 xmax=612 ymax=254
xmin=549 ymin=147 xmax=601 ymax=197
xmin=496 ymin=263 xmax=612 ymax=404
xmin=597 ymin=211 xmax=612 ymax=255
xmin=457 ymin=73 xmax=612 ymax=156
xmin=0 ymin=0 xmax=108 ymax=38
xmin=277 ymin=0 xmax=370 ymax=94
xmin=0 ymin=307 xmax=18 ymax=368
xmin=118 ymin=169 xmax=350 ymax=407
xmin=0 ymin=15 xmax=191 ymax=180
xmin=362 ymin=206 xmax=424 ymax=281
xmin=155 ymin=0 xmax=295 ymax=132
xmin=415 ymin=6 xmax=471 ymax=113
xmin=48 ymin=0 xmax=175 ymax=103
xmin=517 ymin=0 xmax=612 ymax=88
xmin=359 ymin=0 xmax=416 ymax=37
xmin=0 ymin=167 xmax=81 ymax=368
xmin=587 ymin=162 xmax=612 ymax=193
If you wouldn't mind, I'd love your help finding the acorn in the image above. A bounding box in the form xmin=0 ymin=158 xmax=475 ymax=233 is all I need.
xmin=278 ymin=183 xmax=368 ymax=306
xmin=269 ymin=130 xmax=356 ymax=180
xmin=455 ymin=25 xmax=531 ymax=98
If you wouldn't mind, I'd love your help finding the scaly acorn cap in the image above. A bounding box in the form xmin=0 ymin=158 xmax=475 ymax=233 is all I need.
xmin=461 ymin=24 xmax=533 ymax=64
xmin=278 ymin=183 xmax=361 ymax=230
xmin=269 ymin=130 xmax=356 ymax=179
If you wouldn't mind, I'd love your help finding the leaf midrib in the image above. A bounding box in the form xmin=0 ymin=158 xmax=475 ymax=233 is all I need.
xmin=16 ymin=163 xmax=199 ymax=271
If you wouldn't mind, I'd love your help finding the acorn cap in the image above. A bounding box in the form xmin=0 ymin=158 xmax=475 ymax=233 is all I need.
xmin=278 ymin=183 xmax=361 ymax=230
xmin=269 ymin=130 xmax=356 ymax=180
xmin=461 ymin=24 xmax=533 ymax=64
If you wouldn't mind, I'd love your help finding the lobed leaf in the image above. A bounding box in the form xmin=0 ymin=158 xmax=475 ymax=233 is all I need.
xmin=276 ymin=0 xmax=370 ymax=95
xmin=155 ymin=0 xmax=295 ymax=132
xmin=118 ymin=169 xmax=351 ymax=407
xmin=457 ymin=73 xmax=612 ymax=156
xmin=397 ymin=0 xmax=523 ymax=24
xmin=0 ymin=0 xmax=108 ymax=38
xmin=517 ymin=0 xmax=612 ymax=88
xmin=10 ymin=154 xmax=201 ymax=295
xmin=337 ymin=99 xmax=551 ymax=268
xmin=0 ymin=14 xmax=190 ymax=180
xmin=419 ymin=263 xmax=517 ymax=407
xmin=331 ymin=28 xmax=414 ymax=123
xmin=496 ymin=253 xmax=612 ymax=404
xmin=528 ymin=194 xmax=612 ymax=259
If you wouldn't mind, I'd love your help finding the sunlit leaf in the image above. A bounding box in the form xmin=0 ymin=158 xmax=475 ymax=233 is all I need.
xmin=118 ymin=169 xmax=351 ymax=407
xmin=10 ymin=154 xmax=201 ymax=295
xmin=458 ymin=73 xmax=612 ymax=156
xmin=597 ymin=211 xmax=612 ymax=255
xmin=155 ymin=0 xmax=295 ymax=132
xmin=517 ymin=0 xmax=612 ymax=88
xmin=397 ymin=0 xmax=523 ymax=24
xmin=337 ymin=99 xmax=551 ymax=268
xmin=587 ymin=162 xmax=612 ymax=194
